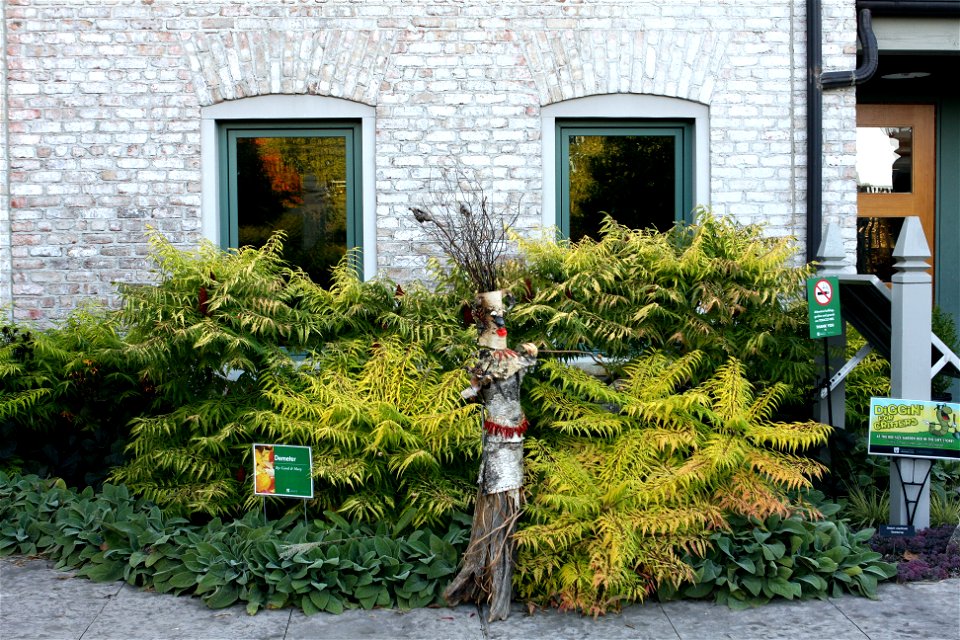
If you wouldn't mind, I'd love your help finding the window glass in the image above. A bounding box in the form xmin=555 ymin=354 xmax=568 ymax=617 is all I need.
xmin=856 ymin=216 xmax=905 ymax=282
xmin=558 ymin=121 xmax=692 ymax=241
xmin=856 ymin=126 xmax=913 ymax=194
xmin=220 ymin=122 xmax=361 ymax=288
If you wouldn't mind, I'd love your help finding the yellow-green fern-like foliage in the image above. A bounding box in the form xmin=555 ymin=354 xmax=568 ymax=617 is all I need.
xmin=515 ymin=352 xmax=831 ymax=615
xmin=506 ymin=210 xmax=816 ymax=391
xmin=250 ymin=336 xmax=482 ymax=525
xmin=110 ymin=231 xmax=478 ymax=522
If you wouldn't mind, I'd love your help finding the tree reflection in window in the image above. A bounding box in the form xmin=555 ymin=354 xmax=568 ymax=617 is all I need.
xmin=568 ymin=135 xmax=676 ymax=241
xmin=235 ymin=136 xmax=348 ymax=288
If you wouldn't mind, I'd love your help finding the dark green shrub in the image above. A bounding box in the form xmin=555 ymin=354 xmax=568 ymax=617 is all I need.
xmin=0 ymin=307 xmax=147 ymax=487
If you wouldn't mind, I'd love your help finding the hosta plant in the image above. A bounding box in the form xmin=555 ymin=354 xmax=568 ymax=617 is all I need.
xmin=661 ymin=500 xmax=897 ymax=609
xmin=0 ymin=472 xmax=469 ymax=614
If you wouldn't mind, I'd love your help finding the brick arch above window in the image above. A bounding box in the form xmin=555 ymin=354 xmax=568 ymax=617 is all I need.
xmin=182 ymin=30 xmax=398 ymax=107
xmin=518 ymin=30 xmax=729 ymax=107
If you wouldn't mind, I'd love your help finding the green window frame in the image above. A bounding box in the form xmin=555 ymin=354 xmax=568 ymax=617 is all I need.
xmin=556 ymin=120 xmax=694 ymax=240
xmin=218 ymin=120 xmax=363 ymax=285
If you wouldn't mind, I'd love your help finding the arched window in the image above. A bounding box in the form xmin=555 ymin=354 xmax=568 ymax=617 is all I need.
xmin=542 ymin=95 xmax=709 ymax=239
xmin=201 ymin=96 xmax=376 ymax=284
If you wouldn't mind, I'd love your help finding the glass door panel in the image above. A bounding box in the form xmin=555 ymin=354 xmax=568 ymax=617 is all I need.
xmin=856 ymin=104 xmax=935 ymax=280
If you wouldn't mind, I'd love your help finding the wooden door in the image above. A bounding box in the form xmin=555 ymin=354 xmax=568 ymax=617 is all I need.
xmin=856 ymin=104 xmax=936 ymax=279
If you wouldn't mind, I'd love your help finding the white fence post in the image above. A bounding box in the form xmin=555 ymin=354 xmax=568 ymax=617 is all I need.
xmin=889 ymin=217 xmax=932 ymax=529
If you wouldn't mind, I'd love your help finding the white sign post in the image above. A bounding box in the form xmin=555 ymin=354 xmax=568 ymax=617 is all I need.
xmin=888 ymin=217 xmax=933 ymax=531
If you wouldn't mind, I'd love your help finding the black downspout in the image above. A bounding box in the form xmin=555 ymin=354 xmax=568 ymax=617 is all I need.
xmin=806 ymin=6 xmax=880 ymax=263
xmin=806 ymin=0 xmax=823 ymax=264
xmin=823 ymin=10 xmax=880 ymax=89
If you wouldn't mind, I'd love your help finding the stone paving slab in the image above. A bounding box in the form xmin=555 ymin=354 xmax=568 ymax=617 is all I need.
xmin=660 ymin=595 xmax=869 ymax=640
xmin=285 ymin=605 xmax=484 ymax=639
xmin=485 ymin=602 xmax=680 ymax=639
xmin=0 ymin=557 xmax=121 ymax=640
xmin=81 ymin=584 xmax=290 ymax=640
xmin=831 ymin=579 xmax=960 ymax=640
xmin=2 ymin=557 xmax=959 ymax=640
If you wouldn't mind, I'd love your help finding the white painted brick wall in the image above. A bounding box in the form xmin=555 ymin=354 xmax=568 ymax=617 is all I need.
xmin=1 ymin=0 xmax=857 ymax=323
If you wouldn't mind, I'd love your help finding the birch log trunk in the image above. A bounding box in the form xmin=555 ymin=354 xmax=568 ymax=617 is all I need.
xmin=443 ymin=290 xmax=536 ymax=622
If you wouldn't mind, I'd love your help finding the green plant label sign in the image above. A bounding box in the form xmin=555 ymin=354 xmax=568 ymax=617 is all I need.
xmin=253 ymin=443 xmax=314 ymax=499
xmin=806 ymin=276 xmax=842 ymax=339
xmin=867 ymin=398 xmax=960 ymax=460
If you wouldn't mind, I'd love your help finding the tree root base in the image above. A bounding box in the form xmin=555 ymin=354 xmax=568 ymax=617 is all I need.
xmin=443 ymin=489 xmax=521 ymax=622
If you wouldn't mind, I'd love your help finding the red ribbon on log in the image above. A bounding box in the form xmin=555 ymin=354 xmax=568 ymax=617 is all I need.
xmin=483 ymin=417 xmax=529 ymax=438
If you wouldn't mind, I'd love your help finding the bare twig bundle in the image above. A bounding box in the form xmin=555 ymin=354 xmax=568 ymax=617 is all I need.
xmin=410 ymin=165 xmax=521 ymax=292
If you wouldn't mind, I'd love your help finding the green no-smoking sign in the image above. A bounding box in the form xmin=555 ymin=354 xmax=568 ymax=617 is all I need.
xmin=807 ymin=276 xmax=842 ymax=339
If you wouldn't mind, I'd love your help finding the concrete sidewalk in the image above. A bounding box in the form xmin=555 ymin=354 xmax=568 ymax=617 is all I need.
xmin=1 ymin=556 xmax=958 ymax=640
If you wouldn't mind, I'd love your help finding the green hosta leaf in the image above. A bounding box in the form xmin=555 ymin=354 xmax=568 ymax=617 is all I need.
xmin=715 ymin=536 xmax=733 ymax=557
xmin=83 ymin=561 xmax=125 ymax=583
xmin=144 ymin=552 xmax=165 ymax=568
xmin=864 ymin=563 xmax=896 ymax=579
xmin=267 ymin=591 xmax=289 ymax=610
xmin=796 ymin=574 xmax=828 ymax=594
xmin=355 ymin=571 xmax=376 ymax=587
xmin=245 ymin=586 xmax=265 ymax=615
xmin=301 ymin=594 xmax=320 ymax=616
xmin=424 ymin=562 xmax=454 ymax=580
xmin=823 ymin=546 xmax=847 ymax=563
xmin=373 ymin=537 xmax=397 ymax=559
xmin=815 ymin=557 xmax=838 ymax=573
xmin=832 ymin=571 xmax=852 ymax=584
xmin=726 ymin=595 xmax=755 ymax=611
xmin=356 ymin=584 xmax=383 ymax=610
xmin=196 ymin=571 xmax=224 ymax=595
xmin=733 ymin=557 xmax=756 ymax=574
xmin=291 ymin=578 xmax=312 ymax=593
xmin=168 ymin=571 xmax=198 ymax=589
xmin=766 ymin=577 xmax=801 ymax=600
xmin=205 ymin=584 xmax=239 ymax=609
xmin=852 ymin=528 xmax=876 ymax=543
xmin=752 ymin=529 xmax=772 ymax=543
xmin=741 ymin=575 xmax=763 ymax=597
xmin=698 ymin=560 xmax=721 ymax=583
xmin=322 ymin=594 xmax=344 ymax=614
xmin=761 ymin=542 xmax=785 ymax=561
xmin=788 ymin=534 xmax=805 ymax=554
xmin=853 ymin=572 xmax=879 ymax=597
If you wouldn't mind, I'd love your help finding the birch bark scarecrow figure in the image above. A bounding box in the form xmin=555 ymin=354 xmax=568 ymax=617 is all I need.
xmin=410 ymin=172 xmax=535 ymax=622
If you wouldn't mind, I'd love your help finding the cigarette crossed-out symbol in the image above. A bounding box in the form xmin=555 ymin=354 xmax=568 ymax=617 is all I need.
xmin=813 ymin=279 xmax=833 ymax=306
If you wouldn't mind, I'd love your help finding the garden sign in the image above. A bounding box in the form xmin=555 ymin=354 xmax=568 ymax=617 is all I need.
xmin=806 ymin=276 xmax=842 ymax=339
xmin=253 ymin=443 xmax=314 ymax=499
xmin=867 ymin=398 xmax=960 ymax=461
